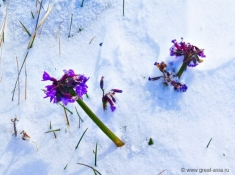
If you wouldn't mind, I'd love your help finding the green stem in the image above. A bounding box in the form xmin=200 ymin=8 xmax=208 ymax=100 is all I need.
xmin=19 ymin=21 xmax=31 ymax=37
xmin=75 ymin=128 xmax=88 ymax=149
xmin=94 ymin=142 xmax=98 ymax=166
xmin=176 ymin=62 xmax=187 ymax=78
xmin=76 ymin=98 xmax=124 ymax=147
xmin=81 ymin=0 xmax=85 ymax=7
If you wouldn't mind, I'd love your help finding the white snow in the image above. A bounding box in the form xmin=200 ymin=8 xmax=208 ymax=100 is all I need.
xmin=0 ymin=0 xmax=235 ymax=174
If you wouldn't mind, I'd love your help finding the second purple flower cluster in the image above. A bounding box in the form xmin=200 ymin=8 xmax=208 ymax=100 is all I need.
xmin=100 ymin=76 xmax=123 ymax=112
xmin=149 ymin=38 xmax=205 ymax=92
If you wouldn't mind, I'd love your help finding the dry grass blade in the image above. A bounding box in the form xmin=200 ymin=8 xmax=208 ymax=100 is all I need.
xmin=94 ymin=143 xmax=98 ymax=166
xmin=53 ymin=132 xmax=57 ymax=138
xmin=56 ymin=22 xmax=62 ymax=55
xmin=59 ymin=103 xmax=73 ymax=114
xmin=31 ymin=11 xmax=34 ymax=19
xmin=59 ymin=35 xmax=61 ymax=54
xmin=0 ymin=75 xmax=2 ymax=83
xmin=68 ymin=13 xmax=73 ymax=37
xmin=44 ymin=129 xmax=60 ymax=134
xmin=35 ymin=0 xmax=43 ymax=30
xmin=37 ymin=0 xmax=45 ymax=10
xmin=0 ymin=17 xmax=6 ymax=48
xmin=0 ymin=9 xmax=7 ymax=47
xmin=64 ymin=164 xmax=68 ymax=170
xmin=25 ymin=61 xmax=27 ymax=99
xmin=36 ymin=5 xmax=53 ymax=30
xmin=32 ymin=141 xmax=39 ymax=151
xmin=75 ymin=128 xmax=88 ymax=149
xmin=19 ymin=21 xmax=31 ymax=37
xmin=0 ymin=0 xmax=10 ymax=61
xmin=157 ymin=169 xmax=166 ymax=175
xmin=89 ymin=36 xmax=96 ymax=44
xmin=28 ymin=5 xmax=53 ymax=49
xmin=77 ymin=163 xmax=102 ymax=175
xmin=12 ymin=52 xmax=28 ymax=101
xmin=207 ymin=138 xmax=212 ymax=148
xmin=62 ymin=104 xmax=70 ymax=126
xmin=16 ymin=57 xmax=20 ymax=105
xmin=75 ymin=106 xmax=83 ymax=128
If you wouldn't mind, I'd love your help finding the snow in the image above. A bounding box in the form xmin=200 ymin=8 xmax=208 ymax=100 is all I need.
xmin=0 ymin=0 xmax=235 ymax=174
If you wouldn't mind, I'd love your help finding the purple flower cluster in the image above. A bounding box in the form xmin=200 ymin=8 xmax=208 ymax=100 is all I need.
xmin=100 ymin=76 xmax=122 ymax=112
xmin=42 ymin=69 xmax=89 ymax=105
xmin=102 ymin=90 xmax=123 ymax=112
xmin=148 ymin=61 xmax=188 ymax=92
xmin=170 ymin=38 xmax=205 ymax=67
xmin=171 ymin=81 xmax=187 ymax=92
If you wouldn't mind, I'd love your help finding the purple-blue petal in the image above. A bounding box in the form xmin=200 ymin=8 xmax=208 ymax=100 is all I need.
xmin=110 ymin=105 xmax=116 ymax=112
xmin=42 ymin=71 xmax=51 ymax=81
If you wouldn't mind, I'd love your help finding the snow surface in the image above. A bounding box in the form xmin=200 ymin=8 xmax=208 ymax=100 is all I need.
xmin=0 ymin=0 xmax=235 ymax=174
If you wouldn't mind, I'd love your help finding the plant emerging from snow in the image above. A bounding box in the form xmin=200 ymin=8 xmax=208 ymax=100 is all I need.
xmin=148 ymin=62 xmax=187 ymax=92
xmin=170 ymin=38 xmax=205 ymax=77
xmin=100 ymin=76 xmax=123 ymax=112
xmin=42 ymin=70 xmax=124 ymax=147
xmin=149 ymin=38 xmax=205 ymax=92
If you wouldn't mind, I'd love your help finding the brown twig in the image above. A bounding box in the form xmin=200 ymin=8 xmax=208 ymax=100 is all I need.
xmin=157 ymin=169 xmax=167 ymax=175
xmin=89 ymin=36 xmax=96 ymax=44
xmin=11 ymin=117 xmax=19 ymax=137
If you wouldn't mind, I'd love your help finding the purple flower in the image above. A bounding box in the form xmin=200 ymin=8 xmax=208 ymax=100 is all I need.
xmin=42 ymin=71 xmax=57 ymax=81
xmin=111 ymin=89 xmax=123 ymax=93
xmin=42 ymin=69 xmax=89 ymax=105
xmin=110 ymin=94 xmax=116 ymax=103
xmin=100 ymin=76 xmax=104 ymax=89
xmin=179 ymin=84 xmax=187 ymax=92
xmin=104 ymin=95 xmax=116 ymax=112
xmin=100 ymin=78 xmax=122 ymax=112
xmin=148 ymin=76 xmax=162 ymax=81
xmin=110 ymin=106 xmax=116 ymax=112
xmin=75 ymin=84 xmax=88 ymax=99
xmin=63 ymin=69 xmax=76 ymax=77
xmin=170 ymin=38 xmax=205 ymax=67
xmin=103 ymin=93 xmax=120 ymax=112
xmin=171 ymin=81 xmax=187 ymax=92
xmin=42 ymin=71 xmax=51 ymax=81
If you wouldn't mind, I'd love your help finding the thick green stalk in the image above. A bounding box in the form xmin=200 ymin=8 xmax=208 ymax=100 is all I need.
xmin=76 ymin=98 xmax=124 ymax=147
xmin=176 ymin=62 xmax=187 ymax=78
